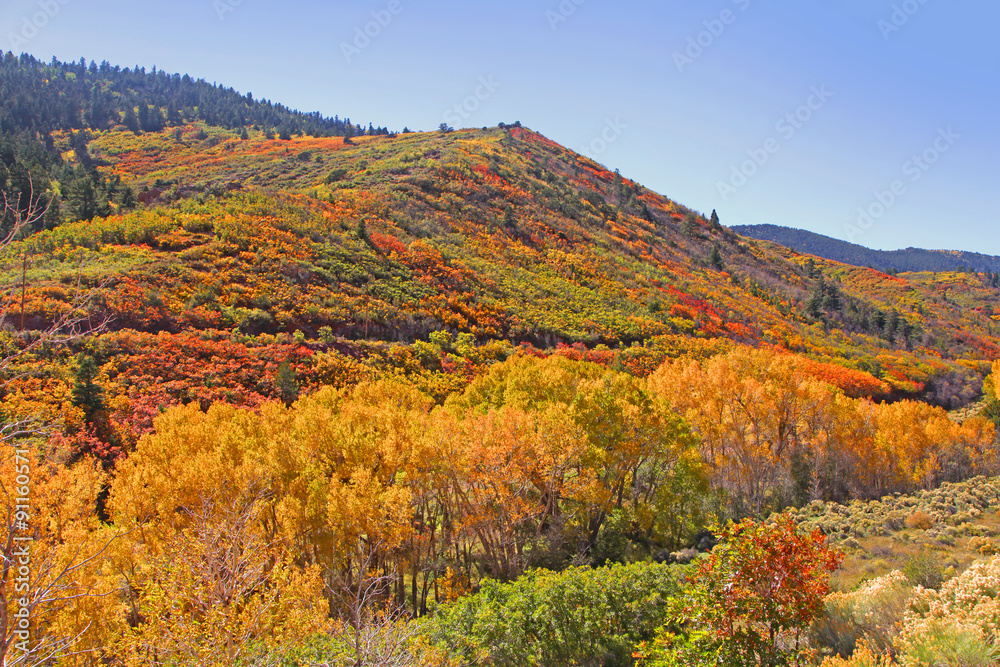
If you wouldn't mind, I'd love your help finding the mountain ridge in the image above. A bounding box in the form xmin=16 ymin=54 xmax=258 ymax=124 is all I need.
xmin=733 ymin=223 xmax=1000 ymax=275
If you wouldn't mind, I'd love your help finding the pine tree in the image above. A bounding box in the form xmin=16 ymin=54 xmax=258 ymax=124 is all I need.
xmin=710 ymin=244 xmax=724 ymax=271
xmin=683 ymin=214 xmax=699 ymax=237
xmin=275 ymin=362 xmax=300 ymax=405
xmin=807 ymin=280 xmax=825 ymax=319
xmin=123 ymin=106 xmax=141 ymax=134
xmin=68 ymin=177 xmax=97 ymax=221
xmin=116 ymin=185 xmax=136 ymax=211
xmin=710 ymin=209 xmax=722 ymax=232
xmin=72 ymin=355 xmax=106 ymax=425
xmin=504 ymin=205 xmax=517 ymax=228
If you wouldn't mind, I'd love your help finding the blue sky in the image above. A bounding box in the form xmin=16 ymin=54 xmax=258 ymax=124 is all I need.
xmin=2 ymin=0 xmax=998 ymax=253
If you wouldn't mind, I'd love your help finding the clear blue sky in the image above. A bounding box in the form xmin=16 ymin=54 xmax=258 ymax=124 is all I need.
xmin=3 ymin=0 xmax=998 ymax=253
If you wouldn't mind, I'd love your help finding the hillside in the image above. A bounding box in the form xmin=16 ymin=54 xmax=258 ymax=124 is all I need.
xmin=4 ymin=55 xmax=1000 ymax=667
xmin=4 ymin=119 xmax=1000 ymax=432
xmin=734 ymin=223 xmax=1000 ymax=275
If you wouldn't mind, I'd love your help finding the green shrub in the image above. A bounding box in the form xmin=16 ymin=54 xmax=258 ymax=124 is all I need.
xmin=903 ymin=551 xmax=947 ymax=589
xmin=422 ymin=562 xmax=683 ymax=667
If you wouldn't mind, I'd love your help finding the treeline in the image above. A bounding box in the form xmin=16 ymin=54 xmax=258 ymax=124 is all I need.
xmin=0 ymin=52 xmax=385 ymax=138
xmin=652 ymin=347 xmax=997 ymax=516
xmin=0 ymin=52 xmax=391 ymax=233
xmin=734 ymin=223 xmax=1000 ymax=273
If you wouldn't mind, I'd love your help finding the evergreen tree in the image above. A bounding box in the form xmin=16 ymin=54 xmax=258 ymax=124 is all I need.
xmin=683 ymin=214 xmax=699 ymax=237
xmin=71 ymin=355 xmax=106 ymax=426
xmin=116 ymin=185 xmax=136 ymax=210
xmin=504 ymin=205 xmax=517 ymax=228
xmin=275 ymin=361 xmax=300 ymax=405
xmin=710 ymin=244 xmax=724 ymax=271
xmin=710 ymin=209 xmax=722 ymax=231
xmin=807 ymin=280 xmax=825 ymax=319
xmin=123 ymin=106 xmax=141 ymax=134
xmin=68 ymin=177 xmax=97 ymax=221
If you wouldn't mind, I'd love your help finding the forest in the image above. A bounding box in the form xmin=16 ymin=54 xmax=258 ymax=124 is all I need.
xmin=733 ymin=224 xmax=1000 ymax=275
xmin=3 ymin=54 xmax=1000 ymax=666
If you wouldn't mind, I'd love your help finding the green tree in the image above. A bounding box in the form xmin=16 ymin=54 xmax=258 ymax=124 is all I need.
xmin=425 ymin=563 xmax=682 ymax=667
xmin=68 ymin=176 xmax=98 ymax=221
xmin=116 ymin=184 xmax=136 ymax=210
xmin=503 ymin=205 xmax=517 ymax=228
xmin=710 ymin=245 xmax=724 ymax=271
xmin=710 ymin=209 xmax=722 ymax=231
xmin=275 ymin=361 xmax=300 ymax=405
xmin=122 ymin=106 xmax=141 ymax=134
xmin=983 ymin=361 xmax=1000 ymax=427
xmin=72 ymin=355 xmax=106 ymax=426
xmin=683 ymin=214 xmax=699 ymax=237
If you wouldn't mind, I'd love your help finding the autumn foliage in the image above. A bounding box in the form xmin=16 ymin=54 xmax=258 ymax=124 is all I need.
xmin=3 ymin=100 xmax=1000 ymax=665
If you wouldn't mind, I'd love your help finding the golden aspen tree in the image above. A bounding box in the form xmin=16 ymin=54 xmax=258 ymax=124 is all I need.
xmin=0 ymin=449 xmax=112 ymax=667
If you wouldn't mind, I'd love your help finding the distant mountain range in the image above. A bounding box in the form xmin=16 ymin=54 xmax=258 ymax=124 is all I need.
xmin=732 ymin=224 xmax=1000 ymax=274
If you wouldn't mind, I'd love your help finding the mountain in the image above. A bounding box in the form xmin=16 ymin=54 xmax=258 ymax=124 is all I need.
xmin=7 ymin=56 xmax=1000 ymax=667
xmin=733 ymin=223 xmax=1000 ymax=275
xmin=4 ymin=55 xmax=1000 ymax=451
